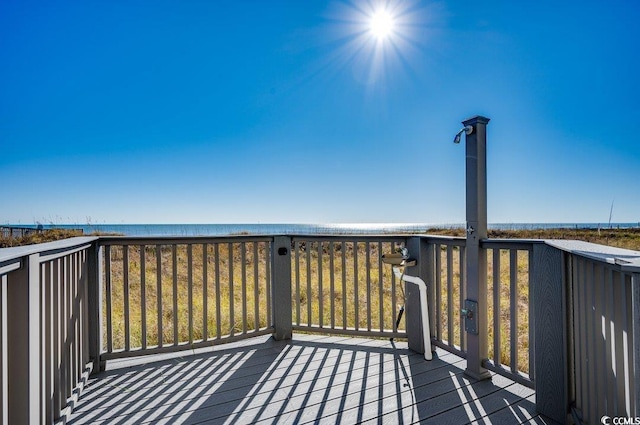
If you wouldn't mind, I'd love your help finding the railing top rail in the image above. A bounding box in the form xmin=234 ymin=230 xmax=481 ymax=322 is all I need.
xmin=290 ymin=234 xmax=408 ymax=242
xmin=97 ymin=235 xmax=274 ymax=246
xmin=420 ymin=234 xmax=466 ymax=244
xmin=481 ymin=239 xmax=543 ymax=250
xmin=545 ymin=239 xmax=640 ymax=272
xmin=0 ymin=258 xmax=21 ymax=275
xmin=0 ymin=236 xmax=99 ymax=264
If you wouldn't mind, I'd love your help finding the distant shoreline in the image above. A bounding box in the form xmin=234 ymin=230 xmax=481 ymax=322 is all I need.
xmin=4 ymin=222 xmax=640 ymax=237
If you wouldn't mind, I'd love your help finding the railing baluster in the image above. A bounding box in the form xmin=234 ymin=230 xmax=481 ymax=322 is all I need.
xmin=188 ymin=244 xmax=194 ymax=344
xmin=615 ymin=269 xmax=628 ymax=413
xmin=73 ymin=252 xmax=80 ymax=388
xmin=621 ymin=272 xmax=633 ymax=415
xmin=447 ymin=245 xmax=453 ymax=347
xmin=105 ymin=246 xmax=113 ymax=353
xmin=123 ymin=245 xmax=130 ymax=351
xmin=43 ymin=261 xmax=52 ymax=424
xmin=215 ymin=244 xmax=222 ymax=340
xmin=241 ymin=242 xmax=247 ymax=335
xmin=0 ymin=274 xmax=5 ymax=424
xmin=69 ymin=254 xmax=76 ymax=397
xmin=510 ymin=249 xmax=518 ymax=374
xmin=306 ymin=241 xmax=312 ymax=326
xmin=318 ymin=242 xmax=323 ymax=328
xmin=295 ymin=241 xmax=300 ymax=326
xmin=493 ymin=248 xmax=501 ymax=367
xmin=253 ymin=243 xmax=259 ymax=331
xmin=391 ymin=248 xmax=397 ymax=333
xmin=329 ymin=242 xmax=335 ymax=330
xmin=586 ymin=261 xmax=597 ymax=425
xmin=156 ymin=245 xmax=163 ymax=348
xmin=435 ymin=244 xmax=442 ymax=341
xmin=576 ymin=256 xmax=586 ymax=409
xmin=366 ymin=242 xmax=371 ymax=332
xmin=52 ymin=258 xmax=61 ymax=416
xmin=203 ymin=243 xmax=208 ymax=342
xmin=265 ymin=242 xmax=271 ymax=329
xmin=354 ymin=242 xmax=359 ymax=331
xmin=459 ymin=246 xmax=466 ymax=351
xmin=594 ymin=262 xmax=606 ymax=417
xmin=64 ymin=256 xmax=71 ymax=407
xmin=228 ymin=243 xmax=234 ymax=337
xmin=378 ymin=242 xmax=384 ymax=333
xmin=605 ymin=267 xmax=616 ymax=409
xmin=140 ymin=245 xmax=147 ymax=350
xmin=172 ymin=245 xmax=178 ymax=345
xmin=341 ymin=242 xmax=347 ymax=330
xmin=527 ymin=248 xmax=534 ymax=379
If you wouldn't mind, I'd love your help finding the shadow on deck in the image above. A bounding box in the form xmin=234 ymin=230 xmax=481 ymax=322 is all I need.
xmin=67 ymin=334 xmax=557 ymax=425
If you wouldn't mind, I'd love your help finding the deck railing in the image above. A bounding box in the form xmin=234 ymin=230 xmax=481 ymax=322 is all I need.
xmin=420 ymin=237 xmax=535 ymax=388
xmin=0 ymin=234 xmax=638 ymax=424
xmin=98 ymin=237 xmax=274 ymax=360
xmin=0 ymin=237 xmax=97 ymax=424
xmin=290 ymin=236 xmax=408 ymax=339
xmin=482 ymin=239 xmax=535 ymax=387
xmin=557 ymin=242 xmax=640 ymax=423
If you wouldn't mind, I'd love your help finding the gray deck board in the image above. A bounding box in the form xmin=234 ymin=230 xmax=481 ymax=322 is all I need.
xmin=66 ymin=334 xmax=559 ymax=425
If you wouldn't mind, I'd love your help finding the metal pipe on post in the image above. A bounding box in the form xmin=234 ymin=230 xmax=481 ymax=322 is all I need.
xmin=462 ymin=115 xmax=492 ymax=381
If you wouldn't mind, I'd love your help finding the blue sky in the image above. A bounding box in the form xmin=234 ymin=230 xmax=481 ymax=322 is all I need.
xmin=1 ymin=0 xmax=639 ymax=225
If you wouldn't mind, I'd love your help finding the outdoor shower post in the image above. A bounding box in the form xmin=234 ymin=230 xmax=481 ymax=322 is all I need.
xmin=463 ymin=115 xmax=492 ymax=380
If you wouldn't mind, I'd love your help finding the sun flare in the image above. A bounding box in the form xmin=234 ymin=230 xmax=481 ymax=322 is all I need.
xmin=369 ymin=10 xmax=394 ymax=40
xmin=321 ymin=0 xmax=432 ymax=86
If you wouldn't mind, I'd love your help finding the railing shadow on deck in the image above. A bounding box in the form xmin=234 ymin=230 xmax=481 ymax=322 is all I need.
xmin=67 ymin=335 xmax=543 ymax=424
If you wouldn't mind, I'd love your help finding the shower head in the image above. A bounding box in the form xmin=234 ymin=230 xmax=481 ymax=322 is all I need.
xmin=453 ymin=125 xmax=474 ymax=144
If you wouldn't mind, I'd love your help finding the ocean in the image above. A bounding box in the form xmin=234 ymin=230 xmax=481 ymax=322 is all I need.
xmin=19 ymin=222 xmax=640 ymax=236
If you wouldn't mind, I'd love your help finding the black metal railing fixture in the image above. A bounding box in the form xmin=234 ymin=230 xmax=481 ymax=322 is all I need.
xmin=0 ymin=234 xmax=638 ymax=424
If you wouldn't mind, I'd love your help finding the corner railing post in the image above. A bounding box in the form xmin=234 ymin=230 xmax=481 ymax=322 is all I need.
xmin=405 ymin=237 xmax=430 ymax=353
xmin=463 ymin=115 xmax=491 ymax=381
xmin=87 ymin=241 xmax=104 ymax=373
xmin=6 ymin=254 xmax=41 ymax=424
xmin=271 ymin=236 xmax=292 ymax=340
xmin=532 ymin=243 xmax=568 ymax=423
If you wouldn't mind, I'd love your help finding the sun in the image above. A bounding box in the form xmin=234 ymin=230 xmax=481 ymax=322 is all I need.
xmin=369 ymin=10 xmax=395 ymax=40
xmin=319 ymin=0 xmax=433 ymax=86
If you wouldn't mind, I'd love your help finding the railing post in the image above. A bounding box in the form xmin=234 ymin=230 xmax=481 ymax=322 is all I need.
xmin=87 ymin=242 xmax=104 ymax=373
xmin=6 ymin=254 xmax=41 ymax=425
xmin=532 ymin=243 xmax=568 ymax=423
xmin=462 ymin=115 xmax=492 ymax=380
xmin=405 ymin=237 xmax=430 ymax=353
xmin=271 ymin=236 xmax=292 ymax=340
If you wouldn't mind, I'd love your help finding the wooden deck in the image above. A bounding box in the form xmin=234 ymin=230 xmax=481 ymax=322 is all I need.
xmin=66 ymin=334 xmax=558 ymax=425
